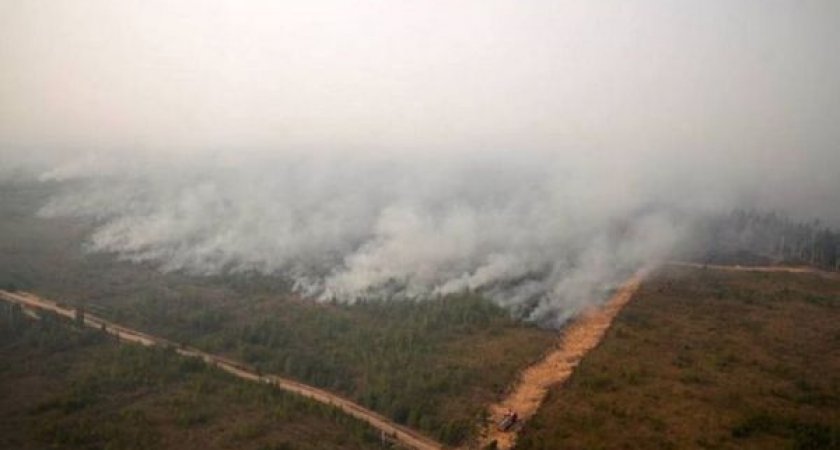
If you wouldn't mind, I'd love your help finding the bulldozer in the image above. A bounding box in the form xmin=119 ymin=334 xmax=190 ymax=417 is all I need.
xmin=497 ymin=410 xmax=518 ymax=432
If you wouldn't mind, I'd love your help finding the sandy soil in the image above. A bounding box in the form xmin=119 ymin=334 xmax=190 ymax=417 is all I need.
xmin=476 ymin=272 xmax=644 ymax=450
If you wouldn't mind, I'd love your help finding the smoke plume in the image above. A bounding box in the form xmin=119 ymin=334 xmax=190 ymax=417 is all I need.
xmin=3 ymin=1 xmax=840 ymax=324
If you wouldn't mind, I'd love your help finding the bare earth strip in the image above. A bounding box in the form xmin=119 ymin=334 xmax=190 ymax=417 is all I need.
xmin=0 ymin=290 xmax=443 ymax=450
xmin=477 ymin=272 xmax=645 ymax=450
xmin=668 ymin=261 xmax=839 ymax=278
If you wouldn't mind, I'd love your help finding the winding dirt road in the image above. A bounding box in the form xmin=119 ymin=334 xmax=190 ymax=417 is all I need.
xmin=0 ymin=290 xmax=443 ymax=450
xmin=477 ymin=272 xmax=645 ymax=450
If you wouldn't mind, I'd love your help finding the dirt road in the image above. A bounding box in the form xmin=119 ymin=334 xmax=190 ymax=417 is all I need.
xmin=477 ymin=272 xmax=645 ymax=450
xmin=0 ymin=290 xmax=443 ymax=450
xmin=668 ymin=261 xmax=839 ymax=278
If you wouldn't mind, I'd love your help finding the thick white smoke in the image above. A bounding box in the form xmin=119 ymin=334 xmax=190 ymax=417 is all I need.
xmin=35 ymin=150 xmax=683 ymax=325
xmin=4 ymin=1 xmax=840 ymax=325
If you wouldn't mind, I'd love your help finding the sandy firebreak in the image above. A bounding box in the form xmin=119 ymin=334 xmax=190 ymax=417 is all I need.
xmin=477 ymin=272 xmax=645 ymax=450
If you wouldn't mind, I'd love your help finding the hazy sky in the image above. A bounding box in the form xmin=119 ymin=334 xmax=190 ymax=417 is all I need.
xmin=2 ymin=1 xmax=839 ymax=322
xmin=2 ymin=1 xmax=839 ymax=154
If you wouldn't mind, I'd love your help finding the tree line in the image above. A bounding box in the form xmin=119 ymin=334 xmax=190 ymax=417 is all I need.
xmin=687 ymin=209 xmax=840 ymax=270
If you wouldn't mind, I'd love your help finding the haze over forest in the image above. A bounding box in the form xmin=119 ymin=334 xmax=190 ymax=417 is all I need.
xmin=2 ymin=0 xmax=839 ymax=324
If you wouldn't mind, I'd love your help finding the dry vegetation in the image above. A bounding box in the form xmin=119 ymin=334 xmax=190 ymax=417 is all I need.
xmin=517 ymin=266 xmax=840 ymax=449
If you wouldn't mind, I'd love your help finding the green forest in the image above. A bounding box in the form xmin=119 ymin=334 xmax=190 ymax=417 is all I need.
xmin=0 ymin=304 xmax=387 ymax=450
xmin=0 ymin=181 xmax=555 ymax=446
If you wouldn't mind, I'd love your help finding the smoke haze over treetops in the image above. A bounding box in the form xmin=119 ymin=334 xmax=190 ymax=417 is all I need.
xmin=2 ymin=1 xmax=839 ymax=324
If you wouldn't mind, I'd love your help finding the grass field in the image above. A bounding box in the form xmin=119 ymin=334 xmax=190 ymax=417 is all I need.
xmin=517 ymin=266 xmax=840 ymax=449
xmin=0 ymin=181 xmax=557 ymax=445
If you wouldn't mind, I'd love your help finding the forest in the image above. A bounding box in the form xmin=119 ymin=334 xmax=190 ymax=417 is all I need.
xmin=0 ymin=181 xmax=555 ymax=446
xmin=687 ymin=209 xmax=840 ymax=269
xmin=0 ymin=303 xmax=387 ymax=450
xmin=1 ymin=182 xmax=838 ymax=446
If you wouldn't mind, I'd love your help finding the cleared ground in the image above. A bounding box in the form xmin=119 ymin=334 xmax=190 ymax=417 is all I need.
xmin=517 ymin=266 xmax=840 ymax=449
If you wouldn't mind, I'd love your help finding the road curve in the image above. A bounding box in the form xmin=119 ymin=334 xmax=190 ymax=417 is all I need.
xmin=0 ymin=290 xmax=444 ymax=450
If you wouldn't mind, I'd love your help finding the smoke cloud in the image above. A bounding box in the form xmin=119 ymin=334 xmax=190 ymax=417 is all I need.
xmin=2 ymin=1 xmax=840 ymax=324
xmin=35 ymin=150 xmax=688 ymax=325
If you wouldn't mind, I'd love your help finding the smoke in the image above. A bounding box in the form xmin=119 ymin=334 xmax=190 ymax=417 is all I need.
xmin=32 ymin=150 xmax=684 ymax=325
xmin=3 ymin=1 xmax=840 ymax=325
